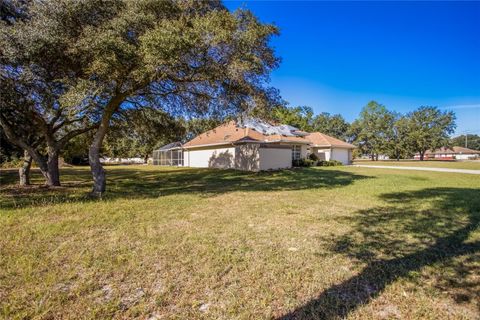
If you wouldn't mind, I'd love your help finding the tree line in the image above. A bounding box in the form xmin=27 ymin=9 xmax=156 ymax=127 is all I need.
xmin=271 ymin=101 xmax=456 ymax=161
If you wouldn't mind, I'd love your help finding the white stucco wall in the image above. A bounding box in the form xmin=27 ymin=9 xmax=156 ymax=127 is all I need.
xmin=300 ymin=145 xmax=308 ymax=158
xmin=185 ymin=143 xmax=311 ymax=171
xmin=186 ymin=147 xmax=236 ymax=168
xmin=259 ymin=147 xmax=292 ymax=170
xmin=313 ymin=148 xmax=331 ymax=161
xmin=235 ymin=144 xmax=260 ymax=171
xmin=331 ymin=148 xmax=350 ymax=164
xmin=312 ymin=147 xmax=352 ymax=164
xmin=455 ymin=154 xmax=478 ymax=160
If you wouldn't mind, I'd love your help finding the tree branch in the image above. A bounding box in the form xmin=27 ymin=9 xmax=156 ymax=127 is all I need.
xmin=0 ymin=113 xmax=46 ymax=168
xmin=57 ymin=123 xmax=98 ymax=148
xmin=52 ymin=116 xmax=87 ymax=133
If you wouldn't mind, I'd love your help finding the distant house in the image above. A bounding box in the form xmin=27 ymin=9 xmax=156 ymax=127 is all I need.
xmin=153 ymin=119 xmax=356 ymax=171
xmin=414 ymin=146 xmax=480 ymax=160
xmin=100 ymin=157 xmax=146 ymax=164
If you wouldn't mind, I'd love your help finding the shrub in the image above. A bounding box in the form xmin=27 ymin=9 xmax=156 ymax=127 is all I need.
xmin=293 ymin=158 xmax=344 ymax=167
xmin=308 ymin=153 xmax=319 ymax=161
xmin=317 ymin=160 xmax=343 ymax=167
xmin=316 ymin=160 xmax=327 ymax=166
xmin=292 ymin=158 xmax=316 ymax=167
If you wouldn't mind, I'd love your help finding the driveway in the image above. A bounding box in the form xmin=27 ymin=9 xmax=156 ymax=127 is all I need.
xmin=353 ymin=165 xmax=480 ymax=175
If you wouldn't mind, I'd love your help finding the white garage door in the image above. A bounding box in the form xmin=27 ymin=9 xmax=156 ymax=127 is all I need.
xmin=259 ymin=147 xmax=292 ymax=170
xmin=187 ymin=147 xmax=235 ymax=168
xmin=331 ymin=148 xmax=350 ymax=164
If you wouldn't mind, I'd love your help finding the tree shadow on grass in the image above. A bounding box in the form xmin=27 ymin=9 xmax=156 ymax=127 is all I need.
xmin=277 ymin=187 xmax=480 ymax=319
xmin=0 ymin=167 xmax=370 ymax=209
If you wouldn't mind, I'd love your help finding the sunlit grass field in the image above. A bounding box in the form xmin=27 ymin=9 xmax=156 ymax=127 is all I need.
xmin=1 ymin=165 xmax=479 ymax=319
xmin=354 ymin=159 xmax=480 ymax=170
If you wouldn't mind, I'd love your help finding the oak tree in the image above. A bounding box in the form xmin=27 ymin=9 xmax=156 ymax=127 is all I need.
xmin=350 ymin=101 xmax=395 ymax=160
xmin=2 ymin=0 xmax=280 ymax=195
xmin=406 ymin=106 xmax=456 ymax=160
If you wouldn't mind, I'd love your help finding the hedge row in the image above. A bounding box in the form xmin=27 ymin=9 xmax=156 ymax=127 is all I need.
xmin=292 ymin=159 xmax=343 ymax=167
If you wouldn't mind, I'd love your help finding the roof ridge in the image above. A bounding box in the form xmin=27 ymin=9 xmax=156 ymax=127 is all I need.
xmin=183 ymin=121 xmax=356 ymax=149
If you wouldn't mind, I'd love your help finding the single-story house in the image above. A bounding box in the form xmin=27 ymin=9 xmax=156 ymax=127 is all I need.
xmin=306 ymin=132 xmax=355 ymax=165
xmin=414 ymin=146 xmax=480 ymax=160
xmin=153 ymin=119 xmax=356 ymax=171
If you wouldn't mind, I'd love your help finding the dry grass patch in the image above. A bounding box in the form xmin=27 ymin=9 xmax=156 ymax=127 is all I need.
xmin=354 ymin=159 xmax=480 ymax=170
xmin=0 ymin=166 xmax=479 ymax=319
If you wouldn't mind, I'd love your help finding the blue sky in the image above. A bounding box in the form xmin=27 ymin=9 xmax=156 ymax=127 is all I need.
xmin=225 ymin=1 xmax=480 ymax=136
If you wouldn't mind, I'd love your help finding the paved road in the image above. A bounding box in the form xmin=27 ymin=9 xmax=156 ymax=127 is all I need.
xmin=353 ymin=165 xmax=480 ymax=175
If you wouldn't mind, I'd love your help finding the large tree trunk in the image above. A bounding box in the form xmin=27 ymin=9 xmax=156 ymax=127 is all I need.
xmin=89 ymin=94 xmax=125 ymax=196
xmin=420 ymin=151 xmax=425 ymax=161
xmin=375 ymin=154 xmax=379 ymax=161
xmin=32 ymin=154 xmax=50 ymax=184
xmin=31 ymin=150 xmax=61 ymax=187
xmin=144 ymin=154 xmax=149 ymax=164
xmin=19 ymin=150 xmax=32 ymax=186
xmin=371 ymin=154 xmax=375 ymax=161
xmin=45 ymin=148 xmax=61 ymax=186
xmin=89 ymin=141 xmax=106 ymax=196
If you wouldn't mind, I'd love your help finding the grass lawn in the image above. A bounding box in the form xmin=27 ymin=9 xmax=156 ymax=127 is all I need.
xmin=353 ymin=159 xmax=480 ymax=170
xmin=1 ymin=165 xmax=479 ymax=319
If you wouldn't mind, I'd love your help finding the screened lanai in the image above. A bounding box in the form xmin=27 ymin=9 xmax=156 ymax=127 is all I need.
xmin=152 ymin=142 xmax=184 ymax=166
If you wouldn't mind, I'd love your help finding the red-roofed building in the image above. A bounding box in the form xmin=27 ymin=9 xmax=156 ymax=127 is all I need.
xmin=414 ymin=146 xmax=480 ymax=160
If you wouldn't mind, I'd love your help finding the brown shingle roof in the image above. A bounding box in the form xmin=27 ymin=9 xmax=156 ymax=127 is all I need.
xmin=425 ymin=146 xmax=480 ymax=155
xmin=183 ymin=120 xmax=356 ymax=149
xmin=182 ymin=121 xmax=263 ymax=148
xmin=306 ymin=132 xmax=356 ymax=149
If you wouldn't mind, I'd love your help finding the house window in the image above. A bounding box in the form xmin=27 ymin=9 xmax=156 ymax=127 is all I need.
xmin=292 ymin=145 xmax=301 ymax=160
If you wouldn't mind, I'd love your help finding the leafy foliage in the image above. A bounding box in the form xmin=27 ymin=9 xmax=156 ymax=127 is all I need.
xmin=351 ymin=103 xmax=456 ymax=160
xmin=451 ymin=134 xmax=480 ymax=151
xmin=405 ymin=106 xmax=456 ymax=160
xmin=350 ymin=101 xmax=395 ymax=159
xmin=272 ymin=106 xmax=314 ymax=131
xmin=317 ymin=160 xmax=343 ymax=167
xmin=292 ymin=158 xmax=316 ymax=167
xmin=312 ymin=112 xmax=350 ymax=140
xmin=62 ymin=134 xmax=93 ymax=166
xmin=1 ymin=0 xmax=282 ymax=193
xmin=0 ymin=122 xmax=23 ymax=164
xmin=0 ymin=0 xmax=100 ymax=185
xmin=385 ymin=113 xmax=415 ymax=160
xmin=105 ymin=108 xmax=185 ymax=161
